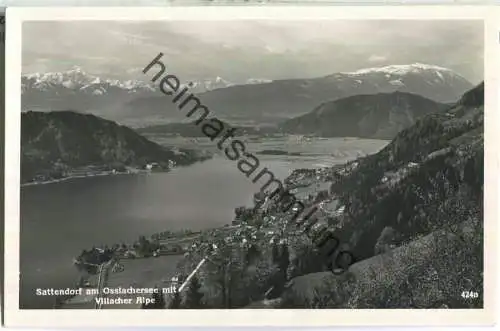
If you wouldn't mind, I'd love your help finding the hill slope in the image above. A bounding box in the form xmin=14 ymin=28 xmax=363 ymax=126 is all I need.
xmin=280 ymin=91 xmax=448 ymax=139
xmin=280 ymin=82 xmax=484 ymax=308
xmin=169 ymin=82 xmax=483 ymax=309
xmin=21 ymin=111 xmax=208 ymax=184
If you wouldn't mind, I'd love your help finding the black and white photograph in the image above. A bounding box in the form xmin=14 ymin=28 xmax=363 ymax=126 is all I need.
xmin=3 ymin=5 xmax=495 ymax=327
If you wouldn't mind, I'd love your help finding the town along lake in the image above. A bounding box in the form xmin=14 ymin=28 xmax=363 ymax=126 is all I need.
xmin=19 ymin=136 xmax=388 ymax=309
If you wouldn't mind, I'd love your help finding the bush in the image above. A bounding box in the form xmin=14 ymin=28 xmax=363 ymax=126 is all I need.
xmin=184 ymin=276 xmax=204 ymax=309
xmin=167 ymin=290 xmax=182 ymax=309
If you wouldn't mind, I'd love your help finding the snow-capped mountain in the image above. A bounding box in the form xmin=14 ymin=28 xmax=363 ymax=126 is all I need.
xmin=342 ymin=63 xmax=456 ymax=76
xmin=21 ymin=67 xmax=264 ymax=97
xmin=246 ymin=78 xmax=273 ymax=85
xmin=22 ymin=67 xmax=158 ymax=94
xmin=21 ymin=63 xmax=474 ymax=125
xmin=200 ymin=76 xmax=233 ymax=91
xmin=21 ymin=67 xmax=255 ymax=120
xmin=334 ymin=63 xmax=471 ymax=91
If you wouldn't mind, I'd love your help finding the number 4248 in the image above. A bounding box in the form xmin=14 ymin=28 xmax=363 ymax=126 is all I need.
xmin=461 ymin=291 xmax=479 ymax=299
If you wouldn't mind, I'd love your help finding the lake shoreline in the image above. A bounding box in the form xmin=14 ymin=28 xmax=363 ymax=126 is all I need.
xmin=21 ymin=169 xmax=152 ymax=188
xmin=20 ymin=138 xmax=390 ymax=309
xmin=20 ymin=156 xmax=214 ymax=188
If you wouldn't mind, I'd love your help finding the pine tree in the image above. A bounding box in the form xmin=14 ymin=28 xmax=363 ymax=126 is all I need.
xmin=279 ymin=243 xmax=290 ymax=280
xmin=271 ymin=242 xmax=280 ymax=264
xmin=273 ymin=243 xmax=290 ymax=295
xmin=167 ymin=289 xmax=182 ymax=309
xmin=152 ymin=289 xmax=166 ymax=309
xmin=204 ymin=242 xmax=245 ymax=308
xmin=184 ymin=275 xmax=204 ymax=309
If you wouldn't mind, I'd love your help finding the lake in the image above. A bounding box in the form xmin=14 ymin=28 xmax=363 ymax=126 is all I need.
xmin=19 ymin=137 xmax=388 ymax=309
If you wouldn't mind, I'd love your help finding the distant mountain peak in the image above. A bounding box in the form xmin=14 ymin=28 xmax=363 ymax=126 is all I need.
xmin=67 ymin=66 xmax=87 ymax=74
xmin=343 ymin=63 xmax=457 ymax=77
xmin=21 ymin=68 xmax=271 ymax=96
xmin=22 ymin=68 xmax=156 ymax=94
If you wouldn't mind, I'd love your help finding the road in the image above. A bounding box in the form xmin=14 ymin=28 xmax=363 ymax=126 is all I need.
xmin=95 ymin=259 xmax=117 ymax=309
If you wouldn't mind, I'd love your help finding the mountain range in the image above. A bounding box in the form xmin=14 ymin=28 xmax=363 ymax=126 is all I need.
xmin=22 ymin=67 xmax=270 ymax=95
xmin=21 ymin=67 xmax=269 ymax=123
xmin=21 ymin=63 xmax=473 ymax=126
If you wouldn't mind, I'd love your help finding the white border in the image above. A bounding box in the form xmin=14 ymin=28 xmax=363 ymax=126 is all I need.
xmin=4 ymin=6 xmax=498 ymax=327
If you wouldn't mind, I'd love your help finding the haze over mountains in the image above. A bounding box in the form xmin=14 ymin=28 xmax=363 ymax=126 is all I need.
xmin=22 ymin=63 xmax=473 ymax=128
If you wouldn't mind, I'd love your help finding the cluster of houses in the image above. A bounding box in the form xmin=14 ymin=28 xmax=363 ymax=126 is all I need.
xmin=113 ymin=244 xmax=188 ymax=259
xmin=379 ymin=161 xmax=420 ymax=188
xmin=75 ymin=241 xmax=189 ymax=272
xmin=144 ymin=160 xmax=176 ymax=171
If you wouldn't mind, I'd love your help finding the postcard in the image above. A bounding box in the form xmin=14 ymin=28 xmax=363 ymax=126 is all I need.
xmin=3 ymin=5 xmax=498 ymax=327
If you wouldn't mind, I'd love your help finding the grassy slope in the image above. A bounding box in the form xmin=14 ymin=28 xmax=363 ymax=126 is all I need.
xmin=170 ymin=83 xmax=484 ymax=309
xmin=281 ymin=82 xmax=484 ymax=308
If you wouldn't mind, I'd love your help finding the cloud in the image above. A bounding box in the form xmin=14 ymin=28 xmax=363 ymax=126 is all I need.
xmin=368 ymin=54 xmax=388 ymax=63
xmin=21 ymin=20 xmax=484 ymax=84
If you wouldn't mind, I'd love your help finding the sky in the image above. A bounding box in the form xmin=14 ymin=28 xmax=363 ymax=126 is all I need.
xmin=22 ymin=20 xmax=484 ymax=84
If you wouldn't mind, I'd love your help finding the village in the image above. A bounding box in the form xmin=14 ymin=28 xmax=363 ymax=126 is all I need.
xmin=72 ymin=165 xmax=344 ymax=307
xmin=24 ymin=160 xmax=177 ymax=186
